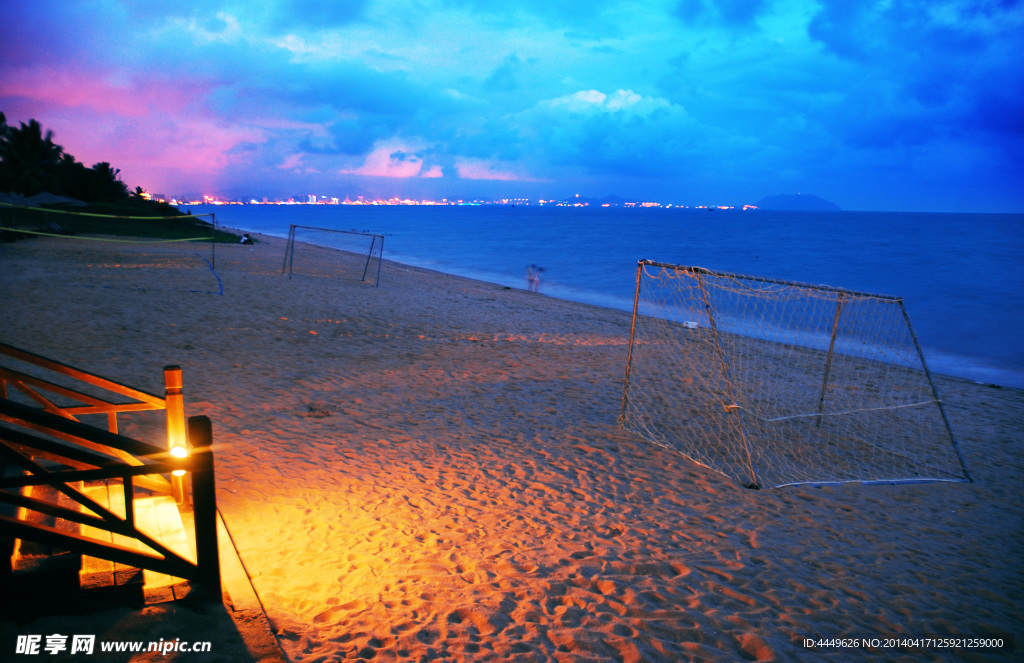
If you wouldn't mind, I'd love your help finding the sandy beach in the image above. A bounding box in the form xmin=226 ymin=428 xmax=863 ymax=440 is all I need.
xmin=1 ymin=232 xmax=1020 ymax=662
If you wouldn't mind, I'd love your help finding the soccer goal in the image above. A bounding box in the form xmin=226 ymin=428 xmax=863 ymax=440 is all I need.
xmin=281 ymin=225 xmax=384 ymax=286
xmin=619 ymin=260 xmax=971 ymax=489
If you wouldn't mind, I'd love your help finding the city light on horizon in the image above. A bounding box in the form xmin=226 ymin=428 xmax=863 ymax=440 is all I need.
xmin=173 ymin=194 xmax=760 ymax=210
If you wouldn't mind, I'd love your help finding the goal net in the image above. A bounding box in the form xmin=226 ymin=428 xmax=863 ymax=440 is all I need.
xmin=282 ymin=225 xmax=384 ymax=286
xmin=619 ymin=260 xmax=971 ymax=488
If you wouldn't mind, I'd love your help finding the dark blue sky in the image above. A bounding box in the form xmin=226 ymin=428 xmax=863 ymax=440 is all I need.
xmin=2 ymin=0 xmax=1022 ymax=211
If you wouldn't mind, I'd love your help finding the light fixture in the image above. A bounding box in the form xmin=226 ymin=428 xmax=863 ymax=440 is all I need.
xmin=170 ymin=446 xmax=188 ymax=476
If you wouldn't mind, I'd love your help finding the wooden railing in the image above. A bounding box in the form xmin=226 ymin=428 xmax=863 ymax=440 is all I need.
xmin=0 ymin=342 xmax=188 ymax=502
xmin=0 ymin=344 xmax=219 ymax=598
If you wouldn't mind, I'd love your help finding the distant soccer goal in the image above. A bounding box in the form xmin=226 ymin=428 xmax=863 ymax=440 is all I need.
xmin=281 ymin=225 xmax=384 ymax=286
xmin=619 ymin=260 xmax=971 ymax=489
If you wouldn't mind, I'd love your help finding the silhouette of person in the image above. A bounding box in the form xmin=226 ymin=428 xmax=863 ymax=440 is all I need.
xmin=526 ymin=265 xmax=544 ymax=293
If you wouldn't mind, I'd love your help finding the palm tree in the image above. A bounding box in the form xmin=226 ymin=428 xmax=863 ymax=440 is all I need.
xmin=89 ymin=162 xmax=129 ymax=201
xmin=57 ymin=153 xmax=92 ymax=200
xmin=0 ymin=119 xmax=65 ymax=196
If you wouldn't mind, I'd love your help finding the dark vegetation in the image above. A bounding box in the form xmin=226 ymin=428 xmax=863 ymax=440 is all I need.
xmin=0 ymin=112 xmax=240 ymax=242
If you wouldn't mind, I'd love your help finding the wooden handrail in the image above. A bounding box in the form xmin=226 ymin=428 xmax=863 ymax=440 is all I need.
xmin=0 ymin=421 xmax=150 ymax=469
xmin=0 ymin=342 xmax=165 ymax=407
xmin=0 ymin=463 xmax=184 ymax=489
xmin=0 ymin=344 xmax=219 ymax=600
xmin=0 ymin=346 xmax=170 ymax=437
xmin=0 ymin=366 xmax=166 ymax=415
xmin=0 ymin=346 xmax=189 ymax=503
xmin=0 ymin=399 xmax=166 ymax=458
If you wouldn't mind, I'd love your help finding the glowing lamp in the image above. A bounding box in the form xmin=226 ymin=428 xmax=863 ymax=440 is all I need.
xmin=170 ymin=446 xmax=188 ymax=476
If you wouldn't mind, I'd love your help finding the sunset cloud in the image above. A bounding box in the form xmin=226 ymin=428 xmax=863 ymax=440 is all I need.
xmin=340 ymin=140 xmax=440 ymax=179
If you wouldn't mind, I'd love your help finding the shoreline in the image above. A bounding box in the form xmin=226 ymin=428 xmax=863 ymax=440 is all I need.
xmin=1 ymin=233 xmax=1021 ymax=661
xmin=215 ymin=222 xmax=1024 ymax=391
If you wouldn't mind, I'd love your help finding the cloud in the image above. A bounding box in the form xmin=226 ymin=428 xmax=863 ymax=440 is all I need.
xmin=453 ymin=158 xmax=529 ymax=181
xmin=2 ymin=0 xmax=1021 ymax=210
xmin=541 ymin=89 xmax=672 ymax=115
xmin=431 ymin=0 xmax=625 ymax=26
xmin=512 ymin=89 xmax=732 ymax=179
xmin=277 ymin=153 xmax=315 ymax=172
xmin=48 ymin=110 xmax=270 ymax=194
xmin=0 ymin=0 xmax=124 ymax=67
xmin=673 ymin=0 xmax=769 ymax=26
xmin=801 ymin=0 xmax=1024 ymax=147
xmin=272 ymin=0 xmax=371 ymax=29
xmin=0 ymin=65 xmax=207 ymax=120
xmin=340 ymin=139 xmax=438 ymax=178
xmin=180 ymin=12 xmax=246 ymax=43
xmin=484 ymin=54 xmax=527 ymax=93
xmin=809 ymin=0 xmax=1024 ymax=61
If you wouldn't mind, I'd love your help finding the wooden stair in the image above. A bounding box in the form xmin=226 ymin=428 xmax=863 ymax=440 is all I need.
xmin=0 ymin=349 xmax=220 ymax=604
xmin=11 ymin=482 xmax=82 ymax=575
xmin=78 ymin=482 xmax=195 ymax=603
xmin=6 ymin=475 xmax=195 ymax=604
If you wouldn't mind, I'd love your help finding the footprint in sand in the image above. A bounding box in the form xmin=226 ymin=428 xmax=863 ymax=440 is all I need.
xmin=737 ymin=632 xmax=774 ymax=661
xmin=446 ymin=607 xmax=508 ymax=636
xmin=312 ymin=599 xmax=368 ymax=623
xmin=415 ymin=628 xmax=439 ymax=644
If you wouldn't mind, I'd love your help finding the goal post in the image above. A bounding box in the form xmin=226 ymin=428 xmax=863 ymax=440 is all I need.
xmin=282 ymin=224 xmax=384 ymax=286
xmin=619 ymin=260 xmax=971 ymax=489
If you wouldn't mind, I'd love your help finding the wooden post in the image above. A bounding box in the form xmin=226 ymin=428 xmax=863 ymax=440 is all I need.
xmin=282 ymin=224 xmax=296 ymax=277
xmin=816 ymin=295 xmax=845 ymax=427
xmin=124 ymin=476 xmax=135 ymax=528
xmin=164 ymin=366 xmax=188 ymax=506
xmin=619 ymin=260 xmax=645 ymax=426
xmin=374 ymin=234 xmax=384 ymax=287
xmin=898 ymin=301 xmax=972 ymax=483
xmin=188 ymin=415 xmax=221 ymax=600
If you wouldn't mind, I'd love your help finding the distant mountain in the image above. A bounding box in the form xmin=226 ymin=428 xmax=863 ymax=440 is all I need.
xmin=755 ymin=193 xmax=841 ymax=211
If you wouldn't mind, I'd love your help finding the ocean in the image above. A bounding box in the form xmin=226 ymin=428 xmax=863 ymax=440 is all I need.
xmin=183 ymin=204 xmax=1024 ymax=389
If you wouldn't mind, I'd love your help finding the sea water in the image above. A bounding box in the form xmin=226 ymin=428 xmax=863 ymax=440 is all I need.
xmin=183 ymin=204 xmax=1024 ymax=389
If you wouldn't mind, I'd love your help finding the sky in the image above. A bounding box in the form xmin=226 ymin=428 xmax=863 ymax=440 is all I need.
xmin=1 ymin=0 xmax=1022 ymax=212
